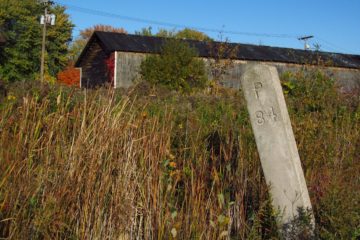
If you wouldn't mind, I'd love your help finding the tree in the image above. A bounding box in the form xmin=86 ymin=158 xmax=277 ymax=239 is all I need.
xmin=175 ymin=28 xmax=212 ymax=41
xmin=68 ymin=24 xmax=127 ymax=62
xmin=156 ymin=28 xmax=176 ymax=38
xmin=57 ymin=65 xmax=80 ymax=86
xmin=135 ymin=27 xmax=213 ymax=41
xmin=140 ymin=39 xmax=208 ymax=93
xmin=0 ymin=0 xmax=73 ymax=82
xmin=134 ymin=26 xmax=153 ymax=36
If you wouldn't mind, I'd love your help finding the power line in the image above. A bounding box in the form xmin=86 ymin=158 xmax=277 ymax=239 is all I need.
xmin=55 ymin=1 xmax=301 ymax=39
xmin=317 ymin=37 xmax=353 ymax=54
xmin=55 ymin=1 xmax=354 ymax=54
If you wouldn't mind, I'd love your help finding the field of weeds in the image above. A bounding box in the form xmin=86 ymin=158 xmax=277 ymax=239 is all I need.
xmin=0 ymin=69 xmax=359 ymax=239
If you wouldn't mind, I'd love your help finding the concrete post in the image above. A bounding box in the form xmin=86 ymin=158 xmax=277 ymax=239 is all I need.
xmin=240 ymin=64 xmax=314 ymax=225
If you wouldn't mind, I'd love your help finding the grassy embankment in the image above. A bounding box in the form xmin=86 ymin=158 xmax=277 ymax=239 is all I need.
xmin=0 ymin=69 xmax=359 ymax=239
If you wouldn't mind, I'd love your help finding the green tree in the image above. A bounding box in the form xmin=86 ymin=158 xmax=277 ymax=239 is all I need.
xmin=140 ymin=39 xmax=208 ymax=93
xmin=156 ymin=28 xmax=176 ymax=38
xmin=0 ymin=0 xmax=73 ymax=82
xmin=175 ymin=28 xmax=212 ymax=41
xmin=136 ymin=27 xmax=213 ymax=41
xmin=134 ymin=26 xmax=153 ymax=37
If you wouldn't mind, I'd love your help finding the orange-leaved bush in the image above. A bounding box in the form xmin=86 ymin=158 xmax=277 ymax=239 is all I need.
xmin=57 ymin=66 xmax=80 ymax=86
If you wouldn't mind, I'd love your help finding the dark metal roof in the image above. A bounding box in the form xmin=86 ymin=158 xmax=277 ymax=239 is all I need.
xmin=76 ymin=31 xmax=360 ymax=69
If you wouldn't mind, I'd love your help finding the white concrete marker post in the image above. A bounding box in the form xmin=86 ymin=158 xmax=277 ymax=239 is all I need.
xmin=240 ymin=64 xmax=313 ymax=225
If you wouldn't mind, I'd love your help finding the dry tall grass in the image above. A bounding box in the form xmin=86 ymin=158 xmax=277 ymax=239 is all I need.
xmin=0 ymin=69 xmax=359 ymax=239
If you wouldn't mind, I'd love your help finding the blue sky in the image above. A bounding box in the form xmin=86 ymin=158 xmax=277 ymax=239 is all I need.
xmin=56 ymin=0 xmax=360 ymax=55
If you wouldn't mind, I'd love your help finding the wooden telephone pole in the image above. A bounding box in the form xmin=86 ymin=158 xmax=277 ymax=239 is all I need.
xmin=39 ymin=0 xmax=54 ymax=82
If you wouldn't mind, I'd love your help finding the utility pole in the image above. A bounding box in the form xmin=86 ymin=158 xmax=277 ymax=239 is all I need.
xmin=39 ymin=0 xmax=55 ymax=82
xmin=40 ymin=5 xmax=47 ymax=82
xmin=298 ymin=35 xmax=314 ymax=50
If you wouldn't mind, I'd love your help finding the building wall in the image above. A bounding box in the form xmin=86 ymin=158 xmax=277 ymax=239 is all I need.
xmin=114 ymin=51 xmax=360 ymax=92
xmin=80 ymin=40 xmax=111 ymax=88
xmin=114 ymin=52 xmax=147 ymax=88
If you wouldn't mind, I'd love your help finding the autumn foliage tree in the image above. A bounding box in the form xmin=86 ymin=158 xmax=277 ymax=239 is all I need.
xmin=57 ymin=64 xmax=80 ymax=86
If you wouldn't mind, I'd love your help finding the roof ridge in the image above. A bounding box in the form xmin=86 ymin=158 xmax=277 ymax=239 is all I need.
xmin=75 ymin=31 xmax=360 ymax=69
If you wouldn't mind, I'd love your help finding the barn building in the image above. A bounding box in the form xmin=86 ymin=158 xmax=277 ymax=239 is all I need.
xmin=75 ymin=31 xmax=360 ymax=91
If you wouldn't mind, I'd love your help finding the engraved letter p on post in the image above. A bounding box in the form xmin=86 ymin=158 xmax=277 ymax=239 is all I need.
xmin=240 ymin=64 xmax=314 ymax=226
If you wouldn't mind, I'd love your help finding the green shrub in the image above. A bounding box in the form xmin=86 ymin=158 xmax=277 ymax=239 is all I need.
xmin=140 ymin=39 xmax=208 ymax=93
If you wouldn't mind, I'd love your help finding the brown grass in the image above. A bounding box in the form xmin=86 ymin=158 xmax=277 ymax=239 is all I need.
xmin=0 ymin=69 xmax=359 ymax=239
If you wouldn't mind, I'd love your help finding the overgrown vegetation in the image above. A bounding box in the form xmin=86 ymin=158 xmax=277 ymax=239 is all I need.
xmin=0 ymin=69 xmax=359 ymax=239
xmin=140 ymin=39 xmax=208 ymax=93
